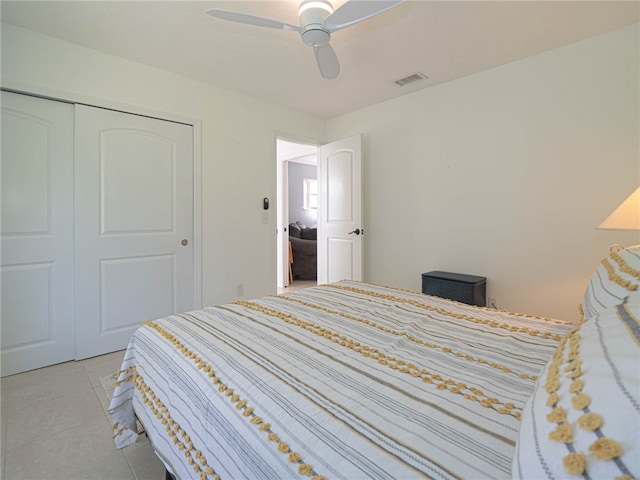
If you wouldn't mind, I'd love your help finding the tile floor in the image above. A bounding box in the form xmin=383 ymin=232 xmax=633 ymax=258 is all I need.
xmin=1 ymin=351 xmax=165 ymax=480
xmin=277 ymin=279 xmax=317 ymax=295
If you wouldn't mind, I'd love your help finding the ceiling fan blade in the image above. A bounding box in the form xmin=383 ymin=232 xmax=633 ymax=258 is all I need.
xmin=207 ymin=9 xmax=301 ymax=32
xmin=313 ymin=44 xmax=340 ymax=80
xmin=323 ymin=0 xmax=403 ymax=32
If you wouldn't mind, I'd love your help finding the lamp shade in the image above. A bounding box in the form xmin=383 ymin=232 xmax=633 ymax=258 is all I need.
xmin=598 ymin=187 xmax=640 ymax=230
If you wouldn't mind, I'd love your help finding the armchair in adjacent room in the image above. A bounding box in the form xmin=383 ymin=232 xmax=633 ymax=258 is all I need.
xmin=288 ymin=222 xmax=317 ymax=280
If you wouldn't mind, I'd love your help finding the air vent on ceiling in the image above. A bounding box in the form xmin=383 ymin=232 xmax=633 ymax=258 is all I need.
xmin=394 ymin=72 xmax=428 ymax=87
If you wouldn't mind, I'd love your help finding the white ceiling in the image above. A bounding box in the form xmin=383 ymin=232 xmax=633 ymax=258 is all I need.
xmin=1 ymin=1 xmax=638 ymax=119
xmin=278 ymin=138 xmax=319 ymax=160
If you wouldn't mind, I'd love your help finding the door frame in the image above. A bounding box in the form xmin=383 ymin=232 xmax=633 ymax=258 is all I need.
xmin=1 ymin=83 xmax=203 ymax=310
xmin=276 ymin=136 xmax=319 ymax=289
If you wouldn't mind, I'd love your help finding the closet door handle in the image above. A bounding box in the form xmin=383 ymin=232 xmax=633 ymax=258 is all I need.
xmin=181 ymin=239 xmax=189 ymax=246
xmin=348 ymin=229 xmax=361 ymax=236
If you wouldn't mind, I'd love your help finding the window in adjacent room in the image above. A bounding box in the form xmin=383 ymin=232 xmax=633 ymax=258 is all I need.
xmin=303 ymin=178 xmax=318 ymax=210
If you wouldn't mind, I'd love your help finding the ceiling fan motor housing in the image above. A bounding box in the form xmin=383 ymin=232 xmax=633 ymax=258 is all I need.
xmin=299 ymin=0 xmax=333 ymax=46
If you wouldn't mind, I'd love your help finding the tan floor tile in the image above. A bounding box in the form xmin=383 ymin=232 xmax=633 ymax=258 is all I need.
xmin=5 ymin=385 xmax=107 ymax=450
xmin=1 ymin=361 xmax=91 ymax=408
xmin=56 ymin=454 xmax=134 ymax=480
xmin=3 ymin=419 xmax=134 ymax=480
xmin=277 ymin=279 xmax=317 ymax=294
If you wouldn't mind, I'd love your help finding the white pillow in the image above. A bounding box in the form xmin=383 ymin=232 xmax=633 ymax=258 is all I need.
xmin=513 ymin=292 xmax=639 ymax=479
xmin=582 ymin=245 xmax=639 ymax=319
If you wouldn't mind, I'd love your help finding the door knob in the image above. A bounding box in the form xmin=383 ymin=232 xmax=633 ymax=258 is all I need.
xmin=181 ymin=239 xmax=189 ymax=246
xmin=348 ymin=228 xmax=361 ymax=235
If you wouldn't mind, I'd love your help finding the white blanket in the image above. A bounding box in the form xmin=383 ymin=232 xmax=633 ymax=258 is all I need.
xmin=109 ymin=281 xmax=571 ymax=479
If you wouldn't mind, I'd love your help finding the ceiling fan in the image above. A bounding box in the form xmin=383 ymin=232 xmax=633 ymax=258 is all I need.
xmin=207 ymin=0 xmax=403 ymax=79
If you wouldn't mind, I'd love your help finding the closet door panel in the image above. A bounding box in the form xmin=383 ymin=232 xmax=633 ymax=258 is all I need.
xmin=100 ymin=129 xmax=174 ymax=234
xmin=1 ymin=92 xmax=75 ymax=376
xmin=74 ymin=105 xmax=194 ymax=359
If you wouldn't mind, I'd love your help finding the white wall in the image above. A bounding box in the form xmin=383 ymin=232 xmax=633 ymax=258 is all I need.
xmin=1 ymin=23 xmax=326 ymax=306
xmin=288 ymin=162 xmax=318 ymax=227
xmin=3 ymin=22 xmax=638 ymax=321
xmin=327 ymin=25 xmax=640 ymax=322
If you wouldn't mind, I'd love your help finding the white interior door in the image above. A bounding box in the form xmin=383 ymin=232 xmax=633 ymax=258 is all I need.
xmin=1 ymin=91 xmax=75 ymax=377
xmin=74 ymin=105 xmax=194 ymax=359
xmin=318 ymin=134 xmax=363 ymax=284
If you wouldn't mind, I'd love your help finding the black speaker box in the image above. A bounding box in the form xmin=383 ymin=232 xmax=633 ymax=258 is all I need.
xmin=421 ymin=271 xmax=486 ymax=307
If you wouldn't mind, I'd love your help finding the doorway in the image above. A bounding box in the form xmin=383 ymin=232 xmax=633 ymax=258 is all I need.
xmin=276 ymin=138 xmax=319 ymax=292
xmin=276 ymin=134 xmax=364 ymax=292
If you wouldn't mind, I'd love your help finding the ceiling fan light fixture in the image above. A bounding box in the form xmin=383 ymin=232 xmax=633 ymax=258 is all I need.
xmin=299 ymin=0 xmax=334 ymax=33
xmin=298 ymin=0 xmax=334 ymax=17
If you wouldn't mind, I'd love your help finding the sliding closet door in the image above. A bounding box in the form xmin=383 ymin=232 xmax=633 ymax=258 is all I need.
xmin=74 ymin=105 xmax=195 ymax=359
xmin=1 ymin=92 xmax=75 ymax=377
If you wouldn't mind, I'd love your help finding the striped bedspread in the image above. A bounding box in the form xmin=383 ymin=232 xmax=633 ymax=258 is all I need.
xmin=109 ymin=281 xmax=571 ymax=479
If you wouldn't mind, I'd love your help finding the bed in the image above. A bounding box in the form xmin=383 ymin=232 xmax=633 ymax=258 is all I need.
xmin=109 ymin=246 xmax=640 ymax=480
